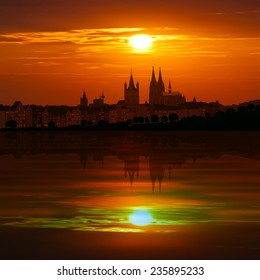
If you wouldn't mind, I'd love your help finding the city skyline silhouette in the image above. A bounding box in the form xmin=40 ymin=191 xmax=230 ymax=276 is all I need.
xmin=1 ymin=68 xmax=259 ymax=129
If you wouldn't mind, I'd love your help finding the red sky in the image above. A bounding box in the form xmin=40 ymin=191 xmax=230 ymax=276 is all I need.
xmin=0 ymin=0 xmax=260 ymax=105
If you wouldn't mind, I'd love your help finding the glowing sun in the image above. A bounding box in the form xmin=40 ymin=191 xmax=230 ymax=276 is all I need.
xmin=129 ymin=34 xmax=153 ymax=51
xmin=129 ymin=210 xmax=153 ymax=226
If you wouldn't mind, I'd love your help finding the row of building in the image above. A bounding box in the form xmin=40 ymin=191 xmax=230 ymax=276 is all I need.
xmin=0 ymin=68 xmax=222 ymax=128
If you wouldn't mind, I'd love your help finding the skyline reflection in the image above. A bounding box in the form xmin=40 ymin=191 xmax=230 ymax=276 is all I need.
xmin=0 ymin=131 xmax=260 ymax=259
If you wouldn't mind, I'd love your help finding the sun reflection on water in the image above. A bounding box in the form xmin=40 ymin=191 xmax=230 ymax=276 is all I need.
xmin=129 ymin=209 xmax=153 ymax=226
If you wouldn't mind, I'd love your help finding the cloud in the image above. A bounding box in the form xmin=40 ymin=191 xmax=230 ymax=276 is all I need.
xmin=0 ymin=35 xmax=25 ymax=43
xmin=216 ymin=10 xmax=260 ymax=16
xmin=234 ymin=10 xmax=260 ymax=15
xmin=36 ymin=61 xmax=64 ymax=66
xmin=0 ymin=28 xmax=143 ymax=44
xmin=1 ymin=27 xmax=260 ymax=70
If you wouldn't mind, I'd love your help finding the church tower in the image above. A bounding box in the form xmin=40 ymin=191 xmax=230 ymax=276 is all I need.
xmin=149 ymin=67 xmax=165 ymax=105
xmin=124 ymin=72 xmax=139 ymax=105
xmin=157 ymin=67 xmax=165 ymax=94
xmin=80 ymin=90 xmax=88 ymax=107
xmin=149 ymin=67 xmax=158 ymax=105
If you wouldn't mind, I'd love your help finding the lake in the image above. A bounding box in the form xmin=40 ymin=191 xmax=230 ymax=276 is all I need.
xmin=0 ymin=131 xmax=259 ymax=259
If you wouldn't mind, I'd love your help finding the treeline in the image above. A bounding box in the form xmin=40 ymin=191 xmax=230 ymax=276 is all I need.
xmin=89 ymin=104 xmax=260 ymax=130
xmin=3 ymin=104 xmax=260 ymax=130
xmin=177 ymin=104 xmax=260 ymax=130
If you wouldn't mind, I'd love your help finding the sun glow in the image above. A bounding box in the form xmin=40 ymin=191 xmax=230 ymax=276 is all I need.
xmin=129 ymin=210 xmax=153 ymax=226
xmin=129 ymin=34 xmax=153 ymax=51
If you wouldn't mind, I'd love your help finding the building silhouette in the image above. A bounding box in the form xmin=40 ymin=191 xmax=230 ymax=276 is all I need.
xmin=80 ymin=90 xmax=88 ymax=107
xmin=0 ymin=68 xmax=227 ymax=128
xmin=149 ymin=67 xmax=186 ymax=106
xmin=124 ymin=72 xmax=139 ymax=105
xmin=91 ymin=92 xmax=105 ymax=107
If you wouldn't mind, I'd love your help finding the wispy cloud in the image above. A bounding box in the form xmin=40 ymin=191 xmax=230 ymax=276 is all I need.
xmin=1 ymin=27 xmax=260 ymax=69
xmin=216 ymin=10 xmax=260 ymax=16
xmin=234 ymin=10 xmax=260 ymax=15
xmin=36 ymin=61 xmax=64 ymax=66
xmin=2 ymin=27 xmax=259 ymax=46
xmin=0 ymin=28 xmax=144 ymax=45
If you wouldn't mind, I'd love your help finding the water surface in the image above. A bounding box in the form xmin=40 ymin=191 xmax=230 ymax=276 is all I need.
xmin=0 ymin=131 xmax=259 ymax=259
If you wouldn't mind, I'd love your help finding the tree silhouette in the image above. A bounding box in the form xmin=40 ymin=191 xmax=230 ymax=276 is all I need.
xmin=126 ymin=119 xmax=132 ymax=126
xmin=87 ymin=120 xmax=93 ymax=126
xmin=5 ymin=120 xmax=18 ymax=128
xmin=169 ymin=113 xmax=179 ymax=123
xmin=238 ymin=106 xmax=247 ymax=114
xmin=151 ymin=114 xmax=159 ymax=123
xmin=137 ymin=116 xmax=144 ymax=124
xmin=161 ymin=115 xmax=168 ymax=123
xmin=212 ymin=111 xmax=224 ymax=129
xmin=205 ymin=112 xmax=211 ymax=119
xmin=144 ymin=116 xmax=150 ymax=123
xmin=247 ymin=103 xmax=255 ymax=112
xmin=81 ymin=119 xmax=88 ymax=128
xmin=48 ymin=121 xmax=56 ymax=129
xmin=133 ymin=116 xmax=139 ymax=124
xmin=98 ymin=120 xmax=108 ymax=126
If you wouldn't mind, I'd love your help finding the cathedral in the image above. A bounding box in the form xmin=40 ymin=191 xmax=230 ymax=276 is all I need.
xmin=149 ymin=67 xmax=186 ymax=106
xmin=124 ymin=72 xmax=139 ymax=105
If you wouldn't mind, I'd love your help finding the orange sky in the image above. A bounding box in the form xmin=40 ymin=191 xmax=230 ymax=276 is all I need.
xmin=0 ymin=0 xmax=260 ymax=105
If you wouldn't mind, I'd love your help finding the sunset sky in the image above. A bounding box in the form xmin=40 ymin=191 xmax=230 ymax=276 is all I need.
xmin=0 ymin=0 xmax=260 ymax=105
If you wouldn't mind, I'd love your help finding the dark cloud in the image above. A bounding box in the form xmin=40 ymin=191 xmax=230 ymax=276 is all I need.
xmin=0 ymin=0 xmax=259 ymax=34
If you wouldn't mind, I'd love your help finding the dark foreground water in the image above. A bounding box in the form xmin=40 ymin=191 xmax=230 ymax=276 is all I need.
xmin=0 ymin=131 xmax=260 ymax=259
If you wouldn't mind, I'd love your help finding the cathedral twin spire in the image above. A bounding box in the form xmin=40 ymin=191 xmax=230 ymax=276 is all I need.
xmin=149 ymin=67 xmax=184 ymax=105
xmin=149 ymin=67 xmax=166 ymax=104
xmin=151 ymin=67 xmax=156 ymax=83
xmin=150 ymin=67 xmax=166 ymax=92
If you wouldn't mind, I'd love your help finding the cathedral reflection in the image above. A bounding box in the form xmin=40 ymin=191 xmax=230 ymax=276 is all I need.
xmin=149 ymin=155 xmax=165 ymax=192
xmin=122 ymin=153 xmax=186 ymax=192
xmin=124 ymin=156 xmax=139 ymax=190
xmin=2 ymin=131 xmax=259 ymax=193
